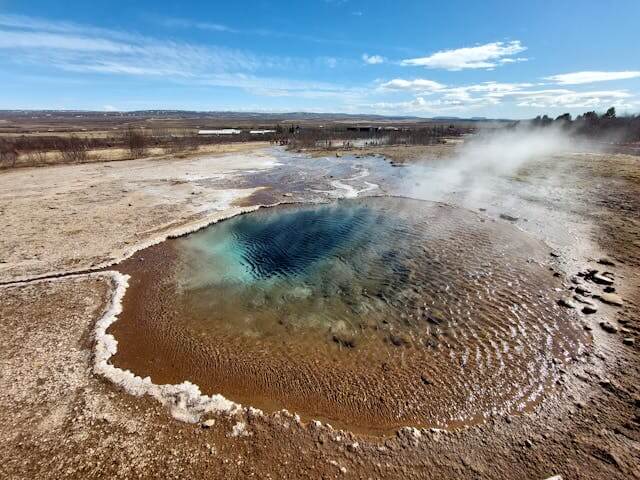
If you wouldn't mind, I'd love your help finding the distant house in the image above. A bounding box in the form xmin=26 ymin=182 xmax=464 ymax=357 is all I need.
xmin=346 ymin=126 xmax=376 ymax=132
xmin=249 ymin=129 xmax=276 ymax=134
xmin=198 ymin=129 xmax=242 ymax=135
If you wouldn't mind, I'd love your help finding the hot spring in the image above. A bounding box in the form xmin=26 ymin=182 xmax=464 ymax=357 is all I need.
xmin=110 ymin=197 xmax=587 ymax=433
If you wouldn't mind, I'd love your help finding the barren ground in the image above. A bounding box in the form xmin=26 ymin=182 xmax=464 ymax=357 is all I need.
xmin=0 ymin=143 xmax=639 ymax=479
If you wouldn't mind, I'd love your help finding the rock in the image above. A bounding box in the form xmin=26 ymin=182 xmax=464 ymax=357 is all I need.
xmin=595 ymin=292 xmax=623 ymax=306
xmin=330 ymin=321 xmax=357 ymax=348
xmin=591 ymin=273 xmax=614 ymax=285
xmin=573 ymin=295 xmax=595 ymax=306
xmin=550 ymin=252 xmax=560 ymax=258
xmin=335 ymin=152 xmax=341 ymax=157
xmin=599 ymin=321 xmax=618 ymax=334
xmin=201 ymin=419 xmax=216 ymax=428
xmin=524 ymin=439 xmax=533 ymax=448
xmin=282 ymin=193 xmax=293 ymax=197
xmin=575 ymin=286 xmax=592 ymax=296
xmin=582 ymin=305 xmax=598 ymax=314
xmin=597 ymin=257 xmax=615 ymax=266
xmin=557 ymin=298 xmax=576 ymax=309
xmin=389 ymin=333 xmax=409 ymax=347
xmin=604 ymin=286 xmax=615 ymax=293
xmin=425 ymin=312 xmax=444 ymax=325
xmin=499 ymin=213 xmax=519 ymax=222
xmin=420 ymin=373 xmax=432 ymax=385
xmin=623 ymin=337 xmax=635 ymax=346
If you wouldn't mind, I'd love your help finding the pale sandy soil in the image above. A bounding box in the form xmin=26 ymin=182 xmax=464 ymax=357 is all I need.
xmin=0 ymin=143 xmax=639 ymax=479
xmin=0 ymin=143 xmax=275 ymax=282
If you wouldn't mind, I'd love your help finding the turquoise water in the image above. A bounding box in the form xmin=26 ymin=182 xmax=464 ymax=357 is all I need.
xmin=175 ymin=199 xmax=415 ymax=336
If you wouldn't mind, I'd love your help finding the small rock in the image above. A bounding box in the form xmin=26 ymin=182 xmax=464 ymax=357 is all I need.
xmin=603 ymin=286 xmax=615 ymax=293
xmin=201 ymin=419 xmax=216 ymax=428
xmin=598 ymin=257 xmax=615 ymax=266
xmin=389 ymin=333 xmax=409 ymax=347
xmin=331 ymin=322 xmax=357 ymax=348
xmin=499 ymin=213 xmax=519 ymax=222
xmin=557 ymin=298 xmax=576 ymax=309
xmin=582 ymin=305 xmax=598 ymax=314
xmin=282 ymin=193 xmax=293 ymax=197
xmin=573 ymin=294 xmax=595 ymax=306
xmin=599 ymin=321 xmax=618 ymax=334
xmin=623 ymin=337 xmax=634 ymax=346
xmin=595 ymin=292 xmax=623 ymax=306
xmin=591 ymin=273 xmax=614 ymax=285
xmin=524 ymin=439 xmax=533 ymax=448
xmin=420 ymin=373 xmax=432 ymax=385
xmin=550 ymin=252 xmax=561 ymax=258
xmin=575 ymin=286 xmax=592 ymax=296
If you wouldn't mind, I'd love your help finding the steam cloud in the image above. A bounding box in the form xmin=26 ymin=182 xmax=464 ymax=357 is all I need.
xmin=404 ymin=125 xmax=594 ymax=207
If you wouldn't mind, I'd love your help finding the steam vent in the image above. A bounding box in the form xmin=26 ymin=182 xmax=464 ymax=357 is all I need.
xmin=110 ymin=197 xmax=587 ymax=433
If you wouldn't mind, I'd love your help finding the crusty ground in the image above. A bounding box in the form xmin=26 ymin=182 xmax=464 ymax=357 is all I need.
xmin=0 ymin=143 xmax=274 ymax=282
xmin=0 ymin=144 xmax=639 ymax=479
xmin=304 ymin=143 xmax=456 ymax=164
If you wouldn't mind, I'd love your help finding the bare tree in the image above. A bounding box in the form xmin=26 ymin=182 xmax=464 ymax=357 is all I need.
xmin=57 ymin=136 xmax=88 ymax=163
xmin=0 ymin=147 xmax=18 ymax=168
xmin=124 ymin=127 xmax=147 ymax=158
xmin=26 ymin=150 xmax=48 ymax=166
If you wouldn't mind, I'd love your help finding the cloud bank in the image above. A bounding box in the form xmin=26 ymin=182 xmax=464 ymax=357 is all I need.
xmin=545 ymin=71 xmax=640 ymax=85
xmin=401 ymin=41 xmax=527 ymax=70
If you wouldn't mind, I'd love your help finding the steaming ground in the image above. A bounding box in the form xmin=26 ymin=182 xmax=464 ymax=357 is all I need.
xmin=0 ymin=136 xmax=639 ymax=478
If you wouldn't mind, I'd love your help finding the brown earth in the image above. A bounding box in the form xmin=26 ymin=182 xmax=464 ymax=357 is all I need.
xmin=0 ymin=144 xmax=639 ymax=479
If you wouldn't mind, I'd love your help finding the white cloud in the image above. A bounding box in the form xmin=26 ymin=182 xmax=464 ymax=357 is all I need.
xmin=545 ymin=71 xmax=640 ymax=85
xmin=362 ymin=53 xmax=385 ymax=65
xmin=0 ymin=15 xmax=367 ymax=103
xmin=364 ymin=95 xmax=489 ymax=114
xmin=401 ymin=41 xmax=527 ymax=70
xmin=380 ymin=78 xmax=445 ymax=91
xmin=365 ymin=77 xmax=638 ymax=115
xmin=510 ymin=89 xmax=633 ymax=108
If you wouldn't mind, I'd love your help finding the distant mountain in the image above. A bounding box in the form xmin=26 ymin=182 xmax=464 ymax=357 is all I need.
xmin=0 ymin=109 xmax=515 ymax=123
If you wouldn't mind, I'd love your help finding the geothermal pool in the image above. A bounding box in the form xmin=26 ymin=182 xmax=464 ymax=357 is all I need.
xmin=111 ymin=197 xmax=587 ymax=433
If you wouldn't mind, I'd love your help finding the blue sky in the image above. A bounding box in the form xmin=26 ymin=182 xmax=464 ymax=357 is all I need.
xmin=1 ymin=0 xmax=639 ymax=118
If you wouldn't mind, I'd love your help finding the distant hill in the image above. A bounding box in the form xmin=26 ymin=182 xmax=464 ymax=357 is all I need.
xmin=0 ymin=109 xmax=513 ymax=123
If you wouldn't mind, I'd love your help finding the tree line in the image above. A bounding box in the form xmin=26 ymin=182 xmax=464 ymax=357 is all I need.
xmin=527 ymin=107 xmax=640 ymax=143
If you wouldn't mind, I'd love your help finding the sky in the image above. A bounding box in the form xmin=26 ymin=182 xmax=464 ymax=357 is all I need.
xmin=1 ymin=0 xmax=639 ymax=118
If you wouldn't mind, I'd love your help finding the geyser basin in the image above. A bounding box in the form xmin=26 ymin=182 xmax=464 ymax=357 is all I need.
xmin=111 ymin=197 xmax=587 ymax=433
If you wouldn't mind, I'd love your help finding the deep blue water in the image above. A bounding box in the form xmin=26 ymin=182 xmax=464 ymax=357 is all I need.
xmin=230 ymin=204 xmax=376 ymax=280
